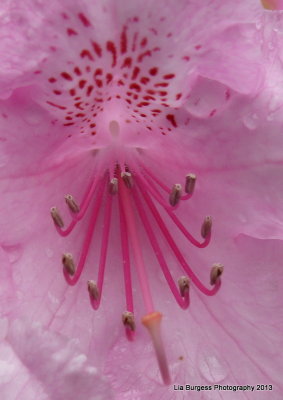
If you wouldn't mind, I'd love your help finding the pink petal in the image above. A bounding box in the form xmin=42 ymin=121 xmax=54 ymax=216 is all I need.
xmin=0 ymin=320 xmax=112 ymax=400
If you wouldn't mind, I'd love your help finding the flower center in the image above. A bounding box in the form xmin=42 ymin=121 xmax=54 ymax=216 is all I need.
xmin=46 ymin=11 xmax=223 ymax=385
xmin=51 ymin=162 xmax=223 ymax=384
xmin=41 ymin=12 xmax=188 ymax=141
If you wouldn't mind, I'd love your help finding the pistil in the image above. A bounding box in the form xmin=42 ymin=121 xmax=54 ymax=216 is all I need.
xmin=119 ymin=171 xmax=171 ymax=384
xmin=142 ymin=312 xmax=171 ymax=385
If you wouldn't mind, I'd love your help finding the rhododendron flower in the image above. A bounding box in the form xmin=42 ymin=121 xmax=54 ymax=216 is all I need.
xmin=1 ymin=0 xmax=283 ymax=399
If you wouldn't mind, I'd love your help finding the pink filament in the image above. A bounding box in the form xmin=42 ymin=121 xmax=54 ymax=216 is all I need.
xmin=56 ymin=174 xmax=103 ymax=237
xmin=137 ymin=174 xmax=210 ymax=248
xmin=133 ymin=189 xmax=189 ymax=309
xmin=118 ymin=192 xmax=135 ymax=340
xmin=89 ymin=190 xmax=113 ymax=309
xmin=141 ymin=163 xmax=192 ymax=201
xmin=136 ymin=178 xmax=221 ymax=296
xmin=63 ymin=177 xmax=106 ymax=286
xmin=118 ymin=174 xmax=154 ymax=314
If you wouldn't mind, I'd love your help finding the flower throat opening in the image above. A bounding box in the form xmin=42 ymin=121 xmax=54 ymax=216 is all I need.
xmin=50 ymin=162 xmax=223 ymax=384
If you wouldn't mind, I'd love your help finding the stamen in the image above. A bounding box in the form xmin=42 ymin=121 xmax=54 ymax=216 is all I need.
xmin=50 ymin=207 xmax=64 ymax=228
xmin=169 ymin=183 xmax=182 ymax=206
xmin=185 ymin=173 xmax=196 ymax=195
xmin=63 ymin=177 xmax=106 ymax=285
xmin=132 ymin=188 xmax=190 ymax=309
xmin=142 ymin=312 xmax=171 ymax=385
xmin=88 ymin=191 xmax=113 ymax=309
xmin=55 ymin=176 xmax=104 ymax=237
xmin=201 ymin=216 xmax=212 ymax=239
xmin=178 ymin=276 xmax=190 ymax=297
xmin=88 ymin=280 xmax=99 ymax=300
xmin=136 ymin=174 xmax=210 ymax=248
xmin=122 ymin=311 xmax=135 ymax=331
xmin=109 ymin=177 xmax=118 ymax=195
xmin=118 ymin=188 xmax=135 ymax=340
xmin=141 ymin=164 xmax=197 ymax=203
xmin=210 ymin=263 xmax=224 ymax=285
xmin=121 ymin=171 xmax=134 ymax=189
xmin=65 ymin=194 xmax=80 ymax=213
xmin=62 ymin=253 xmax=75 ymax=276
xmin=136 ymin=179 xmax=221 ymax=296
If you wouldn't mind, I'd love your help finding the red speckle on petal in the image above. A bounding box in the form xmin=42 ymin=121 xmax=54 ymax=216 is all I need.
xmin=166 ymin=114 xmax=177 ymax=127
xmin=140 ymin=37 xmax=148 ymax=47
xmin=140 ymin=77 xmax=150 ymax=85
xmin=67 ymin=28 xmax=78 ymax=36
xmin=74 ymin=67 xmax=82 ymax=76
xmin=106 ymin=73 xmax=113 ymax=84
xmin=121 ymin=27 xmax=128 ymax=54
xmin=63 ymin=122 xmax=75 ymax=126
xmin=138 ymin=50 xmax=151 ymax=62
xmin=163 ymin=73 xmax=175 ymax=80
xmin=130 ymin=83 xmax=141 ymax=92
xmin=48 ymin=77 xmax=56 ymax=83
xmin=80 ymin=49 xmax=94 ymax=61
xmin=78 ymin=13 xmax=91 ymax=27
xmin=61 ymin=72 xmax=73 ymax=81
xmin=176 ymin=93 xmax=182 ymax=100
xmin=122 ymin=57 xmax=132 ymax=68
xmin=137 ymin=102 xmax=149 ymax=107
xmin=131 ymin=67 xmax=140 ymax=80
xmin=143 ymin=95 xmax=155 ymax=101
xmin=53 ymin=90 xmax=62 ymax=95
xmin=75 ymin=102 xmax=84 ymax=110
xmin=46 ymin=101 xmax=66 ymax=110
xmin=92 ymin=41 xmax=102 ymax=57
xmin=149 ymin=67 xmax=158 ymax=76
xmin=154 ymin=82 xmax=169 ymax=87
xmin=79 ymin=80 xmax=86 ymax=89
xmin=94 ymin=68 xmax=103 ymax=76
xmin=209 ymin=109 xmax=217 ymax=117
xmin=69 ymin=88 xmax=76 ymax=96
xmin=106 ymin=41 xmax=117 ymax=67
xmin=95 ymin=79 xmax=103 ymax=88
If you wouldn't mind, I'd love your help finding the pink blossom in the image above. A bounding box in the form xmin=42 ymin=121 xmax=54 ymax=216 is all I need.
xmin=0 ymin=0 xmax=283 ymax=399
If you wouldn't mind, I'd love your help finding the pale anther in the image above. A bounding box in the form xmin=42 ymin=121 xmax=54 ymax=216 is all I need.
xmin=87 ymin=280 xmax=100 ymax=300
xmin=62 ymin=253 xmax=75 ymax=276
xmin=185 ymin=173 xmax=196 ymax=195
xmin=178 ymin=276 xmax=190 ymax=297
xmin=169 ymin=184 xmax=182 ymax=206
xmin=50 ymin=207 xmax=64 ymax=228
xmin=210 ymin=263 xmax=224 ymax=285
xmin=122 ymin=311 xmax=135 ymax=331
xmin=201 ymin=216 xmax=212 ymax=238
xmin=121 ymin=171 xmax=134 ymax=188
xmin=65 ymin=194 xmax=80 ymax=213
xmin=109 ymin=177 xmax=118 ymax=195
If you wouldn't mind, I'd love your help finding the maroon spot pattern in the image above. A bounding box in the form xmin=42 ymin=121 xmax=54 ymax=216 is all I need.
xmin=45 ymin=13 xmax=192 ymax=136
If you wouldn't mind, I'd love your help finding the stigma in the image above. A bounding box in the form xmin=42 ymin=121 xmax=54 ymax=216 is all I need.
xmin=50 ymin=159 xmax=223 ymax=384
